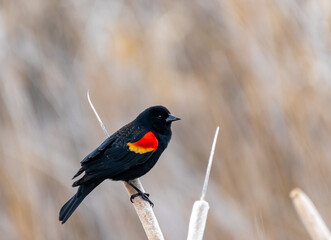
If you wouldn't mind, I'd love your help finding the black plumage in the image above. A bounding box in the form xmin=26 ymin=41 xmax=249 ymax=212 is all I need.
xmin=59 ymin=105 xmax=179 ymax=223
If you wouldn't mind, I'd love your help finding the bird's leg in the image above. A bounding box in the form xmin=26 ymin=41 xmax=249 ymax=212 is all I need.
xmin=127 ymin=181 xmax=154 ymax=207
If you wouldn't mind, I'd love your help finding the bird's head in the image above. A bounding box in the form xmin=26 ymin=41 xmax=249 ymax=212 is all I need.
xmin=136 ymin=105 xmax=180 ymax=134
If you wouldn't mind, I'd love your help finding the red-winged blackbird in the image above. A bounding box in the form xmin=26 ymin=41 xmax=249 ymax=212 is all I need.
xmin=59 ymin=105 xmax=180 ymax=223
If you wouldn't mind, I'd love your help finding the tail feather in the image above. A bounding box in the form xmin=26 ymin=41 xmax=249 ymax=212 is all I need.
xmin=72 ymin=167 xmax=85 ymax=179
xmin=59 ymin=181 xmax=102 ymax=224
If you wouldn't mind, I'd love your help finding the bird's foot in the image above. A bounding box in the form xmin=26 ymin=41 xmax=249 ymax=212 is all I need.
xmin=130 ymin=192 xmax=154 ymax=207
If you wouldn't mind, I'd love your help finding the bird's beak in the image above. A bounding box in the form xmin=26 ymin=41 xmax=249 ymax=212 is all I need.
xmin=166 ymin=114 xmax=180 ymax=123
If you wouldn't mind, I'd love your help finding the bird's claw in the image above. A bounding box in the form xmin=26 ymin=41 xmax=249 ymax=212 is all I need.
xmin=130 ymin=192 xmax=154 ymax=207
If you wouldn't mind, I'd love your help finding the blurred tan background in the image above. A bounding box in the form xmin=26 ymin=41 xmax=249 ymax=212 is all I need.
xmin=1 ymin=0 xmax=331 ymax=239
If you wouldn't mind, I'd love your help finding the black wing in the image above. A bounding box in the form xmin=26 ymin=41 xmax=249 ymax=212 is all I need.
xmin=72 ymin=123 xmax=155 ymax=186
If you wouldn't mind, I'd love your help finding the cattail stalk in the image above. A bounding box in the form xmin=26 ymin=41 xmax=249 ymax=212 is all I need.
xmin=87 ymin=91 xmax=164 ymax=240
xmin=187 ymin=126 xmax=220 ymax=240
xmin=290 ymin=188 xmax=331 ymax=240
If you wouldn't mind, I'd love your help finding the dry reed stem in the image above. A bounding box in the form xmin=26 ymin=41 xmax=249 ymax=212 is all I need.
xmin=87 ymin=91 xmax=164 ymax=240
xmin=290 ymin=188 xmax=331 ymax=240
xmin=187 ymin=126 xmax=220 ymax=240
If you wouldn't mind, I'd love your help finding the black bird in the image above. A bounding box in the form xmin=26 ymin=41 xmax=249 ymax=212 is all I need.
xmin=59 ymin=105 xmax=180 ymax=223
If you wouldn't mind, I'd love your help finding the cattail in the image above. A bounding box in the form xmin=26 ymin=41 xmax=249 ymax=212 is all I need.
xmin=187 ymin=126 xmax=220 ymax=240
xmin=290 ymin=188 xmax=331 ymax=240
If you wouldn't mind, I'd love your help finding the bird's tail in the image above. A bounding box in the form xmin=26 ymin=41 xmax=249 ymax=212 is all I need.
xmin=59 ymin=180 xmax=102 ymax=224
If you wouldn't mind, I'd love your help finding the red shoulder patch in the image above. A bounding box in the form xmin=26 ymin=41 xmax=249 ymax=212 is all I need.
xmin=127 ymin=131 xmax=158 ymax=154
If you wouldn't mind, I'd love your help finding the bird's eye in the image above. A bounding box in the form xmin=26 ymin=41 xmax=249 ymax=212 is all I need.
xmin=157 ymin=115 xmax=163 ymax=119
